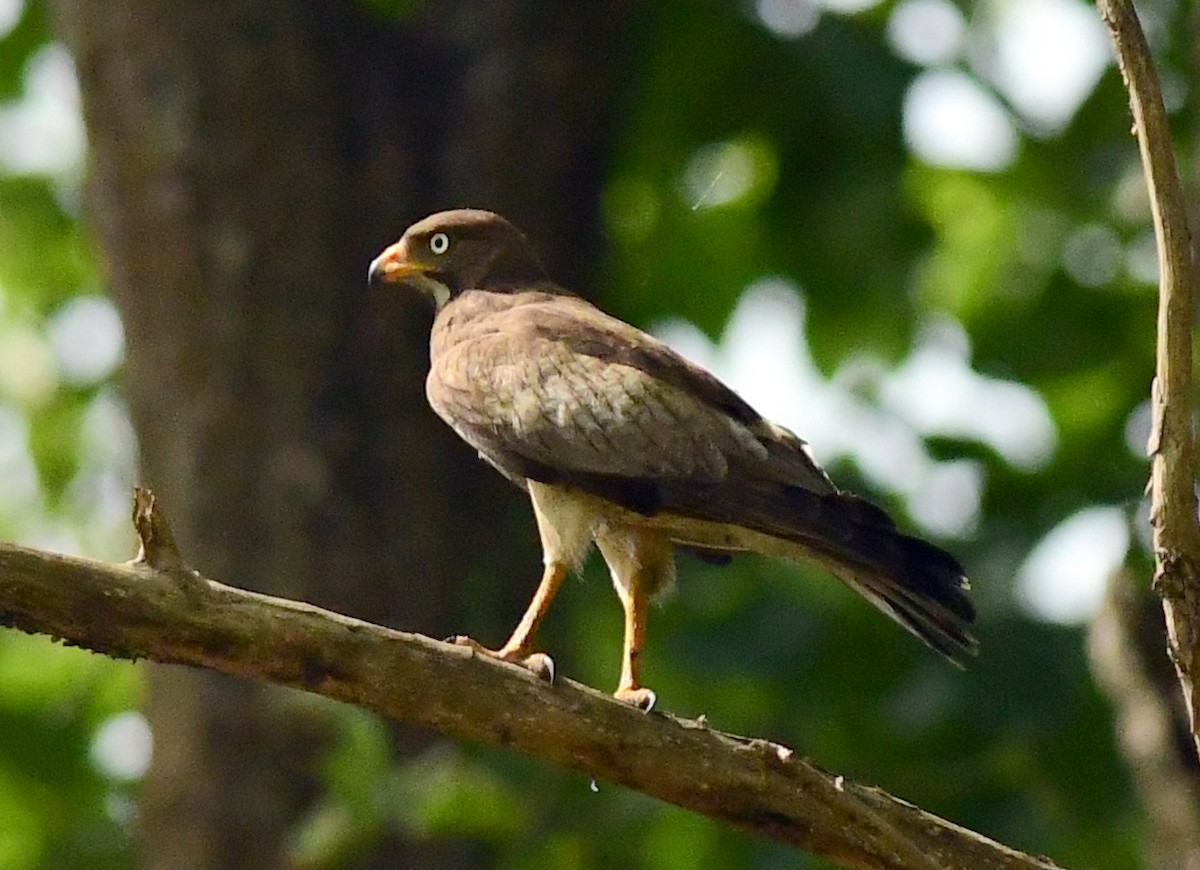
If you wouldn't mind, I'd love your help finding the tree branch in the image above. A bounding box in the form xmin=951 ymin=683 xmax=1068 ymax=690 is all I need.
xmin=0 ymin=491 xmax=1059 ymax=870
xmin=1096 ymin=0 xmax=1200 ymax=758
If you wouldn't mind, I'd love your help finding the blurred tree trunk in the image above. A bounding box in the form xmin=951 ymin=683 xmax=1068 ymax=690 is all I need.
xmin=49 ymin=1 xmax=630 ymax=867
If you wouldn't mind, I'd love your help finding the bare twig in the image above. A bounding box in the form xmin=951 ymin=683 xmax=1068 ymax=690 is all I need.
xmin=0 ymin=492 xmax=1060 ymax=870
xmin=1097 ymin=0 xmax=1200 ymax=758
xmin=130 ymin=486 xmax=185 ymax=571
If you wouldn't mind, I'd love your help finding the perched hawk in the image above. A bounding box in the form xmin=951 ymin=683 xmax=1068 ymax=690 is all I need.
xmin=369 ymin=209 xmax=976 ymax=709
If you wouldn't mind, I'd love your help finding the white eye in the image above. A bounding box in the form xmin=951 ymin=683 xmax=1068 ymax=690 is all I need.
xmin=429 ymin=232 xmax=450 ymax=255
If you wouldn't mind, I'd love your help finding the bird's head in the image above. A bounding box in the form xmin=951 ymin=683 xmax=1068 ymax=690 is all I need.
xmin=368 ymin=209 xmax=549 ymax=310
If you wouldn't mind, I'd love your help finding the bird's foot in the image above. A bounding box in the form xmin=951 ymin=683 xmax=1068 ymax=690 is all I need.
xmin=449 ymin=636 xmax=555 ymax=684
xmin=520 ymin=652 xmax=555 ymax=683
xmin=614 ymin=685 xmax=657 ymax=712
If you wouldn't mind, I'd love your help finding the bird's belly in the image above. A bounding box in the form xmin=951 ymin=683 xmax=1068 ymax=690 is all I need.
xmin=548 ymin=491 xmax=760 ymax=556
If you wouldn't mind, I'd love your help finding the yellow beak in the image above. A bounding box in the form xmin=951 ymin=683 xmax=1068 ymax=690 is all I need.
xmin=367 ymin=240 xmax=428 ymax=287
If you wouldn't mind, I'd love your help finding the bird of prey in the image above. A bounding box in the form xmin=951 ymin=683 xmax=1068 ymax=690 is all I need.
xmin=369 ymin=209 xmax=976 ymax=709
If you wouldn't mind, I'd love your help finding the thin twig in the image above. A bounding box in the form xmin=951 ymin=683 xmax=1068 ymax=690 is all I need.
xmin=1097 ymin=0 xmax=1200 ymax=759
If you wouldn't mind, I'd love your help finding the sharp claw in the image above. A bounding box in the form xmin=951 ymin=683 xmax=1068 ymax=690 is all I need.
xmin=523 ymin=652 xmax=555 ymax=683
xmin=449 ymin=637 xmax=555 ymax=683
xmin=615 ymin=687 xmax=657 ymax=712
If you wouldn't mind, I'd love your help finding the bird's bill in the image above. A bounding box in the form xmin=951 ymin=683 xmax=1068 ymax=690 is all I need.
xmin=367 ymin=239 xmax=423 ymax=285
xmin=368 ymin=240 xmax=451 ymax=309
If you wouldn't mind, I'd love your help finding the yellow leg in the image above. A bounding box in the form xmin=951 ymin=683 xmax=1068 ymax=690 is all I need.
xmin=496 ymin=561 xmax=567 ymax=658
xmin=614 ymin=581 xmax=656 ymax=710
xmin=595 ymin=529 xmax=670 ymax=711
xmin=453 ymin=561 xmax=566 ymax=682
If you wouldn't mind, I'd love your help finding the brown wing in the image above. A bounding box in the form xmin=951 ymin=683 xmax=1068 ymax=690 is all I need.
xmin=425 ymin=292 xmax=835 ymax=498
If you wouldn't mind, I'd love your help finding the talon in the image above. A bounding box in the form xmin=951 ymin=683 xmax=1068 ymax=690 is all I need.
xmin=523 ymin=652 xmax=555 ymax=683
xmin=615 ymin=686 xmax=656 ymax=712
xmin=449 ymin=637 xmax=553 ymax=682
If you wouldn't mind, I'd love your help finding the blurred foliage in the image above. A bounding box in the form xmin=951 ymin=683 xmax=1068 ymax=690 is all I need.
xmin=0 ymin=633 xmax=139 ymax=869
xmin=0 ymin=0 xmax=1187 ymax=867
xmin=0 ymin=2 xmax=137 ymax=867
xmin=0 ymin=0 xmax=43 ymax=101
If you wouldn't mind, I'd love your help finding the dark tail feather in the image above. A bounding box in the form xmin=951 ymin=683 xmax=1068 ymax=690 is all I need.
xmin=664 ymin=482 xmax=978 ymax=664
xmin=815 ymin=492 xmax=977 ymax=664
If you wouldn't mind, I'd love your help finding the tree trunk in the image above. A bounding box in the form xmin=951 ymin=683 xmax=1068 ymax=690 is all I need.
xmin=49 ymin=0 xmax=630 ymax=866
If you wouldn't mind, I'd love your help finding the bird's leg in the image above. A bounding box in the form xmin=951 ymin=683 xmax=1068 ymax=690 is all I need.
xmin=495 ymin=560 xmax=567 ymax=659
xmin=614 ymin=581 xmax=656 ymax=711
xmin=452 ymin=560 xmax=566 ymax=682
xmin=460 ymin=480 xmax=595 ymax=682
xmin=596 ymin=530 xmax=671 ymax=711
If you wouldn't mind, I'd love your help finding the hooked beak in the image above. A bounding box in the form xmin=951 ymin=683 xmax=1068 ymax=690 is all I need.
xmin=368 ymin=239 xmax=425 ymax=287
xmin=367 ymin=239 xmax=452 ymax=309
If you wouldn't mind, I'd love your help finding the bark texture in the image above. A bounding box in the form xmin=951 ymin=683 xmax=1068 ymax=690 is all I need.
xmin=48 ymin=1 xmax=631 ymax=866
xmin=0 ymin=523 xmax=1064 ymax=870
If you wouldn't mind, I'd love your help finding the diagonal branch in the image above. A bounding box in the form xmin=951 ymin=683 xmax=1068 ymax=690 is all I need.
xmin=1096 ymin=0 xmax=1200 ymax=758
xmin=0 ymin=491 xmax=1060 ymax=870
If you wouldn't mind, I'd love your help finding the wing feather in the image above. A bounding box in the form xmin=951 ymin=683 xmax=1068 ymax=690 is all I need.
xmin=430 ymin=324 xmax=757 ymax=482
xmin=426 ymin=291 xmax=838 ymax=497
